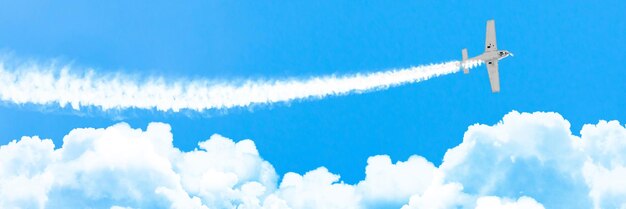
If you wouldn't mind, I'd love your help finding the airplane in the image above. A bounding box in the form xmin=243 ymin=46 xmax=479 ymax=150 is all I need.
xmin=461 ymin=20 xmax=513 ymax=93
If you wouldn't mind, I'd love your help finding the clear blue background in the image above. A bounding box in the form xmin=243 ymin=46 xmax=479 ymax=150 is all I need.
xmin=0 ymin=1 xmax=624 ymax=183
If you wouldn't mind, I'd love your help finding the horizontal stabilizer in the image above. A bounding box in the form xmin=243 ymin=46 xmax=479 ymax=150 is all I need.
xmin=462 ymin=48 xmax=469 ymax=74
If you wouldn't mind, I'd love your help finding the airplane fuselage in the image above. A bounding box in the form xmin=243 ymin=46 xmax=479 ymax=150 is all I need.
xmin=474 ymin=50 xmax=512 ymax=64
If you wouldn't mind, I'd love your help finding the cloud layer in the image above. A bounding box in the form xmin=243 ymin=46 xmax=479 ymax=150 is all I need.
xmin=1 ymin=111 xmax=625 ymax=208
xmin=0 ymin=59 xmax=481 ymax=112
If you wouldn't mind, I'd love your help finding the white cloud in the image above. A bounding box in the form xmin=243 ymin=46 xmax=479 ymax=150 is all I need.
xmin=1 ymin=111 xmax=626 ymax=208
xmin=474 ymin=196 xmax=544 ymax=209
xmin=0 ymin=59 xmax=472 ymax=112
xmin=401 ymin=181 xmax=469 ymax=209
xmin=582 ymin=162 xmax=626 ymax=209
xmin=356 ymin=155 xmax=436 ymax=203
xmin=0 ymin=123 xmax=277 ymax=209
xmin=276 ymin=167 xmax=361 ymax=209
xmin=439 ymin=111 xmax=590 ymax=208
xmin=0 ymin=136 xmax=54 ymax=209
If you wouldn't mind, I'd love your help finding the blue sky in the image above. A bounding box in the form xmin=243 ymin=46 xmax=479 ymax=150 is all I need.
xmin=0 ymin=1 xmax=625 ymax=208
xmin=2 ymin=0 xmax=625 ymax=182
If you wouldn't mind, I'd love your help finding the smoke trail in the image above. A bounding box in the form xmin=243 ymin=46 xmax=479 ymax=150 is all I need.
xmin=0 ymin=59 xmax=482 ymax=112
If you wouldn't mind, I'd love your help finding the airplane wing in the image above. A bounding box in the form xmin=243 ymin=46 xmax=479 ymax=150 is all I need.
xmin=486 ymin=60 xmax=500 ymax=93
xmin=485 ymin=20 xmax=497 ymax=52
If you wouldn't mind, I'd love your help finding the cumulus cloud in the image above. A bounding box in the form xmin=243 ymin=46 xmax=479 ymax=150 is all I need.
xmin=0 ymin=123 xmax=276 ymax=209
xmin=439 ymin=111 xmax=589 ymax=208
xmin=356 ymin=155 xmax=437 ymax=205
xmin=277 ymin=167 xmax=361 ymax=209
xmin=400 ymin=178 xmax=469 ymax=209
xmin=579 ymin=120 xmax=626 ymax=209
xmin=474 ymin=196 xmax=545 ymax=209
xmin=1 ymin=111 xmax=626 ymax=208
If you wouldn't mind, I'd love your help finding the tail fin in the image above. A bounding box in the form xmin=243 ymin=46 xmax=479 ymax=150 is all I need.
xmin=462 ymin=48 xmax=469 ymax=74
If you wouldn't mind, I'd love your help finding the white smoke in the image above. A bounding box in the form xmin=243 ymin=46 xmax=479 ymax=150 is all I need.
xmin=0 ymin=59 xmax=482 ymax=112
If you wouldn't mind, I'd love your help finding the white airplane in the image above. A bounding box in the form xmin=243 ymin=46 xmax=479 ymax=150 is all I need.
xmin=461 ymin=20 xmax=513 ymax=93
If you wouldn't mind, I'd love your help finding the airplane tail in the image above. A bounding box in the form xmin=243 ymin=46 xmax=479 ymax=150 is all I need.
xmin=462 ymin=48 xmax=469 ymax=74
